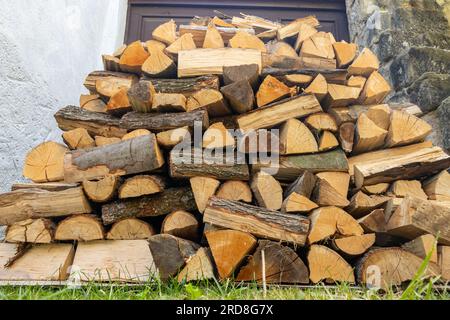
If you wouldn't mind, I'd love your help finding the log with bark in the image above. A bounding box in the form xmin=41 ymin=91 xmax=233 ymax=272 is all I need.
xmin=118 ymin=175 xmax=165 ymax=199
xmin=82 ymin=175 xmax=120 ymax=203
xmin=106 ymin=218 xmax=155 ymax=240
xmin=62 ymin=128 xmax=95 ymax=150
xmin=161 ymin=210 xmax=199 ymax=242
xmin=55 ymin=215 xmax=104 ymax=241
xmin=5 ymin=219 xmax=55 ymax=244
xmin=250 ymin=171 xmax=283 ymax=210
xmin=216 ymin=180 xmax=252 ymax=203
xmin=142 ymin=75 xmax=220 ymax=97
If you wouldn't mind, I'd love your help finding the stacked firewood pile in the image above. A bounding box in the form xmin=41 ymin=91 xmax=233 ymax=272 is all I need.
xmin=0 ymin=14 xmax=449 ymax=289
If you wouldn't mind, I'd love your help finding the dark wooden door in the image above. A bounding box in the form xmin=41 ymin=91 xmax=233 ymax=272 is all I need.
xmin=125 ymin=0 xmax=349 ymax=43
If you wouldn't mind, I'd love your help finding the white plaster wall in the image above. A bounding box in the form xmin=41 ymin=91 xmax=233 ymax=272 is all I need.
xmin=0 ymin=0 xmax=128 ymax=192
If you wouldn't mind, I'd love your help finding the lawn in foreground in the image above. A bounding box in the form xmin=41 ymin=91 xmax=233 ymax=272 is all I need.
xmin=0 ymin=279 xmax=448 ymax=300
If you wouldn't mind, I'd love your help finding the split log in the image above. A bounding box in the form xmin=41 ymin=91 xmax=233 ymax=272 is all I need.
xmin=332 ymin=234 xmax=375 ymax=257
xmin=142 ymin=43 xmax=176 ymax=78
xmin=169 ymin=149 xmax=250 ymax=180
xmin=304 ymin=74 xmax=328 ymax=101
xmin=82 ymin=175 xmax=120 ymax=203
xmin=179 ymin=25 xmax=255 ymax=47
xmin=353 ymin=113 xmax=388 ymax=154
xmin=121 ymin=129 xmax=151 ymax=141
xmin=177 ymin=48 xmax=262 ymax=78
xmin=156 ymin=126 xmax=191 ymax=148
xmin=284 ymin=171 xmax=317 ymax=199
xmin=62 ymin=128 xmax=95 ymax=150
xmin=142 ymin=76 xmax=219 ymax=97
xmin=237 ymin=128 xmax=279 ymax=154
xmin=113 ymin=44 xmax=126 ymax=58
xmin=308 ymin=206 xmax=363 ymax=244
xmin=120 ymin=109 xmax=209 ymax=132
xmin=237 ymin=240 xmax=309 ymax=284
xmin=161 ymin=210 xmax=199 ymax=241
xmin=386 ymin=197 xmax=450 ymax=245
xmin=119 ymin=41 xmax=150 ymax=73
xmin=358 ymin=208 xmax=405 ymax=247
xmin=347 ymin=76 xmax=367 ymax=89
xmin=54 ymin=105 xmax=127 ymax=138
xmin=186 ymin=89 xmax=231 ymax=117
xmin=11 ymin=182 xmax=79 ymax=192
xmin=384 ymin=197 xmax=404 ymax=222
xmin=127 ymin=81 xmax=153 ymax=113
xmin=438 ymin=246 xmax=450 ymax=281
xmin=252 ymin=149 xmax=349 ymax=182
xmin=153 ymin=93 xmax=187 ymax=112
xmin=202 ymin=24 xmax=225 ymax=48
xmin=251 ymin=171 xmax=283 ymax=210
xmin=312 ymin=178 xmax=350 ymax=208
xmin=177 ymin=247 xmax=216 ymax=283
xmin=148 ymin=234 xmax=199 ymax=280
xmin=389 ymin=180 xmax=428 ymax=200
xmin=152 ymin=20 xmax=177 ymax=45
xmin=220 ymin=80 xmax=254 ymax=114
xmin=165 ymin=33 xmax=196 ymax=57
xmin=106 ymin=218 xmax=155 ymax=240
xmin=307 ymin=245 xmax=355 ymax=284
xmin=281 ymin=74 xmax=313 ymax=87
xmin=262 ymin=68 xmax=347 ymax=85
xmin=216 ymin=180 xmax=252 ymax=203
xmin=423 ymin=170 xmax=450 ymax=201
xmin=318 ymin=131 xmax=339 ymax=151
xmin=356 ymin=247 xmax=439 ymax=289
xmin=106 ymin=88 xmax=132 ymax=115
xmin=359 ymin=71 xmax=391 ymax=105
xmin=277 ymin=16 xmax=319 ymax=40
xmin=346 ymin=191 xmax=390 ymax=218
xmin=265 ymin=41 xmax=297 ymax=57
xmin=350 ymin=143 xmax=450 ymax=188
xmin=206 ymin=230 xmax=257 ymax=279
xmin=236 ymin=94 xmax=322 ymax=131
xmin=202 ymin=122 xmax=235 ymax=149
xmin=366 ymin=104 xmax=391 ymax=130
xmin=300 ymin=32 xmax=335 ymax=60
xmin=55 ymin=215 xmax=104 ymax=241
xmin=5 ymin=219 xmax=54 ymax=244
xmin=385 ymin=110 xmax=432 ymax=148
xmin=229 ymin=31 xmax=266 ymax=52
xmin=256 ymin=75 xmax=295 ymax=107
xmin=95 ymin=136 xmax=121 ymax=146
xmin=64 ymin=134 xmax=164 ymax=183
xmin=102 ymin=54 xmax=121 ymax=72
xmin=347 ymin=48 xmax=379 ymax=77
xmin=101 ymin=187 xmax=196 ymax=225
xmin=0 ymin=243 xmax=75 ymax=281
xmin=118 ymin=175 xmax=165 ymax=199
xmin=323 ymin=84 xmax=361 ymax=108
xmin=401 ymin=234 xmax=437 ymax=263
xmin=72 ymin=240 xmax=156 ymax=282
xmin=85 ymin=71 xmax=137 ymax=99
xmin=294 ymin=23 xmax=318 ymax=51
xmin=80 ymin=94 xmax=107 ymax=113
xmin=203 ymin=197 xmax=310 ymax=245
xmin=279 ymin=118 xmax=318 ymax=155
xmin=332 ymin=41 xmax=357 ymax=68
xmin=190 ymin=177 xmax=221 ymax=213
xmin=281 ymin=192 xmax=318 ymax=213
xmin=0 ymin=187 xmax=91 ymax=225
xmin=223 ymin=64 xmax=260 ymax=90
xmin=23 ymin=142 xmax=68 ymax=183
xmin=362 ymin=183 xmax=390 ymax=195
xmin=304 ymin=112 xmax=338 ymax=133
xmin=316 ymin=171 xmax=350 ymax=197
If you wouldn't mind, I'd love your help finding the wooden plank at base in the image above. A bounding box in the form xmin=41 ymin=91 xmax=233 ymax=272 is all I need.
xmin=72 ymin=240 xmax=158 ymax=283
xmin=0 ymin=243 xmax=74 ymax=281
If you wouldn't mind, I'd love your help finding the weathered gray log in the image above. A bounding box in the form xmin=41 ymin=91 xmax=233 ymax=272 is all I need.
xmin=220 ymin=80 xmax=254 ymax=114
xmin=101 ymin=187 xmax=196 ymax=225
xmin=64 ymin=134 xmax=164 ymax=183
xmin=223 ymin=64 xmax=260 ymax=90
xmin=54 ymin=106 xmax=127 ymax=138
xmin=284 ymin=171 xmax=317 ymax=198
xmin=120 ymin=109 xmax=209 ymax=132
xmin=252 ymin=149 xmax=349 ymax=182
xmin=203 ymin=197 xmax=310 ymax=245
xmin=141 ymin=75 xmax=220 ymax=97
xmin=148 ymin=234 xmax=200 ymax=280
xmin=169 ymin=149 xmax=250 ymax=180
xmin=0 ymin=188 xmax=91 ymax=225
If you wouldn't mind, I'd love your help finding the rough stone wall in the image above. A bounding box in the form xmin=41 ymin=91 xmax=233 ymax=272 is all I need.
xmin=0 ymin=0 xmax=127 ymax=193
xmin=346 ymin=0 xmax=450 ymax=150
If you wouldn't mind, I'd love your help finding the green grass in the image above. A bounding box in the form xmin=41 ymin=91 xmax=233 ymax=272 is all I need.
xmin=0 ymin=279 xmax=448 ymax=300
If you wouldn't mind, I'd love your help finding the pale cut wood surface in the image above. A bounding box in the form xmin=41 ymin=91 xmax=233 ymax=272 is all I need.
xmin=72 ymin=240 xmax=157 ymax=283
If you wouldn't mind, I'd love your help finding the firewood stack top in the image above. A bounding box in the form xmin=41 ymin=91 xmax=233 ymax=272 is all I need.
xmin=1 ymin=14 xmax=449 ymax=289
